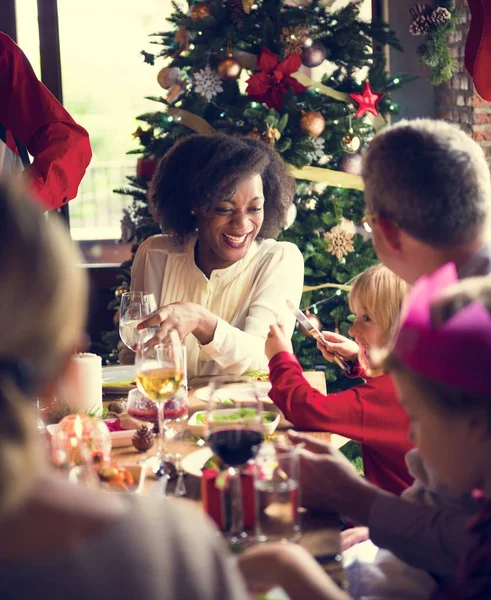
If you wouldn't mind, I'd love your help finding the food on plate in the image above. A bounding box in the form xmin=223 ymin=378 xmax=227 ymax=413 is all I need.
xmin=102 ymin=378 xmax=136 ymax=388
xmin=92 ymin=453 xmax=135 ymax=491
xmin=244 ymin=370 xmax=269 ymax=381
xmin=195 ymin=409 xmax=277 ymax=425
xmin=202 ymin=454 xmax=223 ymax=471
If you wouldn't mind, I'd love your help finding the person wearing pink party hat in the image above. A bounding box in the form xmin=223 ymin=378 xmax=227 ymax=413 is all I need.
xmin=239 ymin=266 xmax=491 ymax=599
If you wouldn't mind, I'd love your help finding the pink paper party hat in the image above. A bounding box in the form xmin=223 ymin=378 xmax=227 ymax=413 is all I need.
xmin=394 ymin=263 xmax=491 ymax=397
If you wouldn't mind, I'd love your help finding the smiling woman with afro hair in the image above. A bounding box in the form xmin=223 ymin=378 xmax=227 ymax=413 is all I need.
xmin=122 ymin=133 xmax=304 ymax=378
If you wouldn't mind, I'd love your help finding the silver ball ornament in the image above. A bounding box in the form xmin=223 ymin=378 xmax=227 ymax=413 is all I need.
xmin=301 ymin=41 xmax=327 ymax=68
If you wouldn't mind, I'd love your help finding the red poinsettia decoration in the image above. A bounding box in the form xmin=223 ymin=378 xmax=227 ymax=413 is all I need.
xmin=246 ymin=47 xmax=308 ymax=109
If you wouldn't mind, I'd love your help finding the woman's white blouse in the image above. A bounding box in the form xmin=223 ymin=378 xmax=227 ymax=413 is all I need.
xmin=131 ymin=234 xmax=304 ymax=378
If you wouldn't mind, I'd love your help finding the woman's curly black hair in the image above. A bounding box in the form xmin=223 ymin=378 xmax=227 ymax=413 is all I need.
xmin=149 ymin=134 xmax=295 ymax=244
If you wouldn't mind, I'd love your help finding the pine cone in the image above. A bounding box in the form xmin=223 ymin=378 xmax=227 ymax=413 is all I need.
xmin=409 ymin=3 xmax=432 ymax=19
xmin=107 ymin=401 xmax=125 ymax=415
xmin=409 ymin=14 xmax=432 ymax=35
xmin=226 ymin=0 xmax=244 ymax=29
xmin=132 ymin=426 xmax=155 ymax=452
xmin=431 ymin=6 xmax=451 ymax=26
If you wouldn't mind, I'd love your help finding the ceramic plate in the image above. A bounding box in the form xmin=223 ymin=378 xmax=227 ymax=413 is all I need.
xmin=47 ymin=423 xmax=137 ymax=448
xmin=193 ymin=381 xmax=273 ymax=403
xmin=181 ymin=447 xmax=214 ymax=477
xmin=102 ymin=365 xmax=137 ymax=395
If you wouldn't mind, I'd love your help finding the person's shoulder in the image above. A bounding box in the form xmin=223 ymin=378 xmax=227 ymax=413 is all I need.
xmin=0 ymin=33 xmax=18 ymax=59
xmin=137 ymin=234 xmax=188 ymax=256
xmin=128 ymin=496 xmax=226 ymax=560
xmin=257 ymin=239 xmax=303 ymax=263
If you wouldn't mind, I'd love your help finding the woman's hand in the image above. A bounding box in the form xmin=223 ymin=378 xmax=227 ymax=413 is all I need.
xmin=340 ymin=526 xmax=370 ymax=551
xmin=265 ymin=323 xmax=293 ymax=360
xmin=137 ymin=302 xmax=218 ymax=346
xmin=288 ymin=430 xmax=378 ymax=524
xmin=118 ymin=345 xmax=135 ymax=365
xmin=317 ymin=331 xmax=358 ymax=363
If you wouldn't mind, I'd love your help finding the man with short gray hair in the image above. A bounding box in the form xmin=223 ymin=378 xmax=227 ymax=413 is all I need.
xmin=362 ymin=118 xmax=491 ymax=283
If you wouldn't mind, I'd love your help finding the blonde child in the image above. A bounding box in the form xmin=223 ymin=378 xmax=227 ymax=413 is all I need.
xmin=266 ymin=264 xmax=413 ymax=495
xmin=0 ymin=181 xmax=248 ymax=600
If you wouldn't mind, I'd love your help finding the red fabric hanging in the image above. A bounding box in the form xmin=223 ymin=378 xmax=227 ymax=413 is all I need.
xmin=465 ymin=0 xmax=491 ymax=101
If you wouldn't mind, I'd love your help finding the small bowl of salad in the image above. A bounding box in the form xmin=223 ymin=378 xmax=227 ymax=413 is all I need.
xmin=188 ymin=407 xmax=280 ymax=438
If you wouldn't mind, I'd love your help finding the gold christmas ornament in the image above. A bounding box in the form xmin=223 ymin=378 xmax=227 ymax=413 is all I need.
xmin=190 ymin=2 xmax=211 ymax=21
xmin=324 ymin=224 xmax=355 ymax=261
xmin=157 ymin=67 xmax=181 ymax=90
xmin=263 ymin=124 xmax=281 ymax=146
xmin=341 ymin=133 xmax=362 ymax=154
xmin=217 ymin=55 xmax=243 ymax=80
xmin=246 ymin=128 xmax=262 ymax=140
xmin=300 ymin=111 xmax=326 ymax=137
xmin=174 ymin=25 xmax=190 ymax=53
xmin=167 ymin=81 xmax=186 ymax=104
xmin=280 ymin=26 xmax=310 ymax=57
xmin=114 ymin=286 xmax=128 ymax=299
xmin=241 ymin=0 xmax=255 ymax=12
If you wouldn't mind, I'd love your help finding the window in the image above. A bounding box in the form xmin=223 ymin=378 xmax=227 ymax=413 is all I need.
xmin=16 ymin=0 xmax=171 ymax=247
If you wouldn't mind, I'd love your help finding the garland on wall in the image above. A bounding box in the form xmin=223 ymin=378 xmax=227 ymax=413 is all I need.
xmin=409 ymin=0 xmax=458 ymax=85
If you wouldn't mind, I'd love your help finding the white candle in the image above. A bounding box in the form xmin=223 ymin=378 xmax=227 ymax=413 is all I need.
xmin=67 ymin=353 xmax=103 ymax=416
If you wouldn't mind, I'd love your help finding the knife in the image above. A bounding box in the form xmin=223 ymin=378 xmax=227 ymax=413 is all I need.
xmin=286 ymin=300 xmax=352 ymax=374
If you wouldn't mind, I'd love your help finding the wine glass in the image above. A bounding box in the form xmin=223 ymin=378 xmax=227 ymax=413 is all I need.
xmin=206 ymin=377 xmax=264 ymax=547
xmin=163 ymin=344 xmax=188 ymax=439
xmin=119 ymin=292 xmax=157 ymax=351
xmin=135 ymin=329 xmax=183 ymax=471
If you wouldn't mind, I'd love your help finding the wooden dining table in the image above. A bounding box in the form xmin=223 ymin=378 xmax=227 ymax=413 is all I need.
xmin=108 ymin=371 xmax=346 ymax=588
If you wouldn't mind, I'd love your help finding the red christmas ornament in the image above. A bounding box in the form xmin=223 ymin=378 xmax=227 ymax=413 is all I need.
xmin=136 ymin=157 xmax=157 ymax=180
xmin=465 ymin=0 xmax=491 ymax=101
xmin=349 ymin=81 xmax=385 ymax=119
xmin=246 ymin=47 xmax=308 ymax=109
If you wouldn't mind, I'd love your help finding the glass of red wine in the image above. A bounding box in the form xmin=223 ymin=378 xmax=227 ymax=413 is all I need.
xmin=206 ymin=376 xmax=264 ymax=547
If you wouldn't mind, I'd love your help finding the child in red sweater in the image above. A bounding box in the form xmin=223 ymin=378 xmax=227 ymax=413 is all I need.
xmin=266 ymin=264 xmax=413 ymax=495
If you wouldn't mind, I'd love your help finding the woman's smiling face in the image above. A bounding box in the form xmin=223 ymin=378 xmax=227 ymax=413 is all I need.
xmin=196 ymin=174 xmax=265 ymax=273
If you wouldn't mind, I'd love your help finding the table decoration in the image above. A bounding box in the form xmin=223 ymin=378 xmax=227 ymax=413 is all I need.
xmin=69 ymin=353 xmax=103 ymax=414
xmin=51 ymin=414 xmax=111 ymax=466
xmin=202 ymin=464 xmax=256 ymax=531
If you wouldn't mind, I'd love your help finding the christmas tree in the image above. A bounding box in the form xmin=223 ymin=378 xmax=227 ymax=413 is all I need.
xmin=110 ymin=0 xmax=413 ymax=389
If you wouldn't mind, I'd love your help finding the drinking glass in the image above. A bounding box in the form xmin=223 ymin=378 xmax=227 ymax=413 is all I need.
xmin=135 ymin=329 xmax=183 ymax=471
xmin=127 ymin=344 xmax=188 ymax=434
xmin=119 ymin=292 xmax=157 ymax=351
xmin=254 ymin=440 xmax=302 ymax=543
xmin=206 ymin=377 xmax=264 ymax=546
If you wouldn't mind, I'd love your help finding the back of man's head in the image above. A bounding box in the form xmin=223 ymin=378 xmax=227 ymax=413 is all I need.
xmin=362 ymin=119 xmax=491 ymax=247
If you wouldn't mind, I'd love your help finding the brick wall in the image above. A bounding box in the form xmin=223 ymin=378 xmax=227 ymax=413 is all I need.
xmin=434 ymin=0 xmax=491 ymax=161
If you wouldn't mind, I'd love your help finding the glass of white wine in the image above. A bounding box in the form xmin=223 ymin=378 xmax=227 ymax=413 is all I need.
xmin=119 ymin=292 xmax=157 ymax=351
xmin=135 ymin=329 xmax=183 ymax=470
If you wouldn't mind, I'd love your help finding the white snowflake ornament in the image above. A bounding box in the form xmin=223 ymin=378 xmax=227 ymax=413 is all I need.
xmin=306 ymin=137 xmax=325 ymax=162
xmin=193 ymin=65 xmax=223 ymax=102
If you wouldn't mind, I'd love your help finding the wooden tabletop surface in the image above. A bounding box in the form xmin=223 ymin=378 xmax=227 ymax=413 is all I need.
xmin=109 ymin=372 xmax=345 ymax=587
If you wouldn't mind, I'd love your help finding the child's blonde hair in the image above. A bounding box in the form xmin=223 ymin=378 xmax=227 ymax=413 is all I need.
xmin=349 ymin=264 xmax=409 ymax=349
xmin=384 ymin=276 xmax=491 ymax=423
xmin=0 ymin=180 xmax=88 ymax=514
